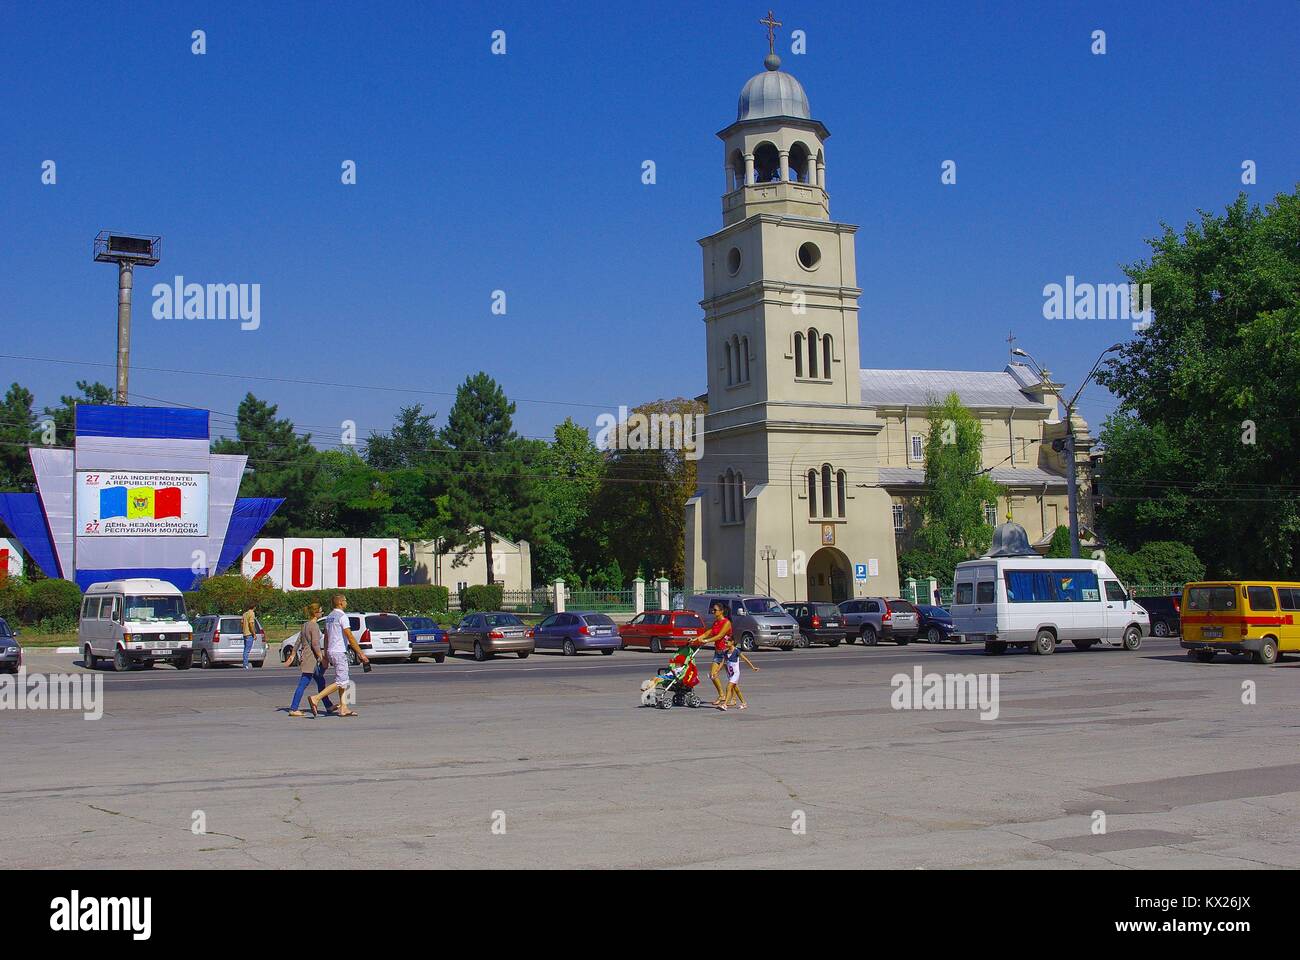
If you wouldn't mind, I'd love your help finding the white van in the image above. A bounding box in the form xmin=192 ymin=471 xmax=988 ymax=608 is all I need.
xmin=950 ymin=557 xmax=1148 ymax=655
xmin=79 ymin=579 xmax=195 ymax=672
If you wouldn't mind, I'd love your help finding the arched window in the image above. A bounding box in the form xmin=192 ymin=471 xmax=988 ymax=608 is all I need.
xmin=807 ymin=469 xmax=818 ymax=518
xmin=717 ymin=474 xmax=726 ymax=521
xmin=808 ymin=329 xmax=820 ymax=379
xmin=724 ymin=340 xmax=733 ymax=386
xmin=821 ymin=464 xmax=832 ymax=518
xmin=740 ymin=336 xmax=749 ymax=383
xmin=754 ymin=142 xmax=780 ymax=183
xmin=794 ymin=332 xmax=804 ymax=377
xmin=736 ymin=471 xmax=745 ymax=521
xmin=836 ymin=470 xmax=847 ymax=518
xmin=729 ymin=149 xmax=744 ymax=191
xmin=790 ymin=142 xmax=813 ymax=183
xmin=822 ymin=334 xmax=833 ymax=379
xmin=724 ymin=468 xmax=735 ymax=522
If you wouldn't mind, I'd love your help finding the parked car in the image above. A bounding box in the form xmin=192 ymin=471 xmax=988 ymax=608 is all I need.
xmin=837 ymin=597 xmax=916 ymax=645
xmin=685 ymin=593 xmax=799 ymax=651
xmin=0 ymin=617 xmax=21 ymax=674
xmin=79 ymin=578 xmax=194 ymax=671
xmin=783 ymin=602 xmax=847 ymax=647
xmin=451 ymin=611 xmax=533 ymax=661
xmin=619 ymin=610 xmax=707 ymax=652
xmin=280 ymin=611 xmax=411 ymax=665
xmin=950 ymin=557 xmax=1148 ymax=655
xmin=916 ymin=604 xmax=960 ymax=643
xmin=191 ymin=614 xmax=267 ymax=668
xmin=1135 ymin=595 xmax=1181 ymax=638
xmin=530 ymin=611 xmax=621 ymax=655
xmin=402 ymin=616 xmax=449 ymax=663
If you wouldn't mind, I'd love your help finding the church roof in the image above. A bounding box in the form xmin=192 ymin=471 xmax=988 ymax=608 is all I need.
xmin=737 ymin=66 xmax=811 ymax=121
xmin=879 ymin=466 xmax=1067 ymax=487
xmin=858 ymin=365 xmax=1050 ymax=409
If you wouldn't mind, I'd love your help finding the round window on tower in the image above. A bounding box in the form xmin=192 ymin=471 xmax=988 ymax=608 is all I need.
xmin=727 ymin=247 xmax=742 ymax=276
xmin=797 ymin=241 xmax=822 ymax=271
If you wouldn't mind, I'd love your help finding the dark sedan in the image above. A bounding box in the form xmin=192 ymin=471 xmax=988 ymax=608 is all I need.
xmin=0 ymin=617 xmax=20 ymax=674
xmin=402 ymin=615 xmax=449 ymax=663
xmin=916 ymin=604 xmax=960 ymax=643
xmin=784 ymin=602 xmax=847 ymax=648
xmin=529 ymin=611 xmax=621 ymax=655
xmin=1135 ymin=596 xmax=1181 ymax=638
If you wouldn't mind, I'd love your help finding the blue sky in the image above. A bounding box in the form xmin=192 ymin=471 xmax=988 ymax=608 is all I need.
xmin=2 ymin=0 xmax=1297 ymax=447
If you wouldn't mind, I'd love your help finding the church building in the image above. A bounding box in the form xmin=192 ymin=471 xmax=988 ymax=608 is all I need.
xmin=685 ymin=35 xmax=1094 ymax=604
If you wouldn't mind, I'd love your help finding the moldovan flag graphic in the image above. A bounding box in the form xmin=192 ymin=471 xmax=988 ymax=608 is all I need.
xmin=101 ymin=486 xmax=182 ymax=520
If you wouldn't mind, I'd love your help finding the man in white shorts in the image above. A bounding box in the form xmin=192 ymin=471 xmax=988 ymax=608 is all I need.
xmin=310 ymin=594 xmax=368 ymax=717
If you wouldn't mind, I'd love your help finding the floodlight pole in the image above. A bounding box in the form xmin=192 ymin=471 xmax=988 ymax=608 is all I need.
xmin=1063 ymin=344 xmax=1122 ymax=558
xmin=115 ymin=261 xmax=134 ymax=403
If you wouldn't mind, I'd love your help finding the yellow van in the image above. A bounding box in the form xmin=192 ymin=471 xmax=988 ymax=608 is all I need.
xmin=1180 ymin=581 xmax=1300 ymax=665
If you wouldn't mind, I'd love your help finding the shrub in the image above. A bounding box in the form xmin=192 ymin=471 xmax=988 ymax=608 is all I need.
xmin=0 ymin=576 xmax=31 ymax=623
xmin=1046 ymin=525 xmax=1072 ymax=558
xmin=22 ymin=578 xmax=82 ymax=624
xmin=188 ymin=578 xmax=449 ymax=621
xmin=461 ymin=584 xmax=504 ymax=612
xmin=192 ymin=575 xmax=278 ymax=618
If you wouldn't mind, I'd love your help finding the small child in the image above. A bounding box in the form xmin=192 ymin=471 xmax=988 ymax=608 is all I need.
xmin=719 ymin=637 xmax=758 ymax=711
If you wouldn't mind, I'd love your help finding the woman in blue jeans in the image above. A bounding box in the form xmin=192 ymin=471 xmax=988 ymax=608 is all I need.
xmin=287 ymin=604 xmax=334 ymax=717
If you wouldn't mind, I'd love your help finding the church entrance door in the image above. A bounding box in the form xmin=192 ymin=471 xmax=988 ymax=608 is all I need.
xmin=807 ymin=547 xmax=852 ymax=603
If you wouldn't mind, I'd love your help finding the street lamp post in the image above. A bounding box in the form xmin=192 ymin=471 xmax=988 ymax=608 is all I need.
xmin=760 ymin=544 xmax=777 ymax=596
xmin=1016 ymin=345 xmax=1122 ymax=558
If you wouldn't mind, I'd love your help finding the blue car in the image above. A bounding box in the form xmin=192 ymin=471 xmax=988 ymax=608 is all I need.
xmin=530 ymin=611 xmax=621 ymax=655
xmin=916 ymin=605 xmax=961 ymax=643
xmin=401 ymin=616 xmax=449 ymax=663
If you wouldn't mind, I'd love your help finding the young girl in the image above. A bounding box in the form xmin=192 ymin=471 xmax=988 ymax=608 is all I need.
xmin=719 ymin=636 xmax=758 ymax=711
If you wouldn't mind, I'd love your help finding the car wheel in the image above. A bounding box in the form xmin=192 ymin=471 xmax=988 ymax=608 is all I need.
xmin=562 ymin=639 xmax=577 ymax=656
xmin=517 ymin=651 xmax=529 ymax=659
xmin=1032 ymin=630 xmax=1056 ymax=655
xmin=473 ymin=641 xmax=488 ymax=662
xmin=434 ymin=655 xmax=446 ymax=664
xmin=927 ymin=627 xmax=943 ymax=644
xmin=1193 ymin=649 xmax=1216 ymax=663
xmin=740 ymin=632 xmax=757 ymax=652
xmin=174 ymin=653 xmax=192 ymax=670
xmin=860 ymin=626 xmax=878 ymax=646
xmin=84 ymin=645 xmax=98 ymax=670
xmin=985 ymin=641 xmax=1007 ymax=655
xmin=601 ymin=648 xmax=614 ymax=656
xmin=827 ymin=638 xmax=841 ymax=648
xmin=650 ymin=638 xmax=662 ymax=654
xmin=1152 ymin=620 xmax=1171 ymax=638
xmin=409 ymin=654 xmax=421 ymax=663
xmin=1122 ymin=626 xmax=1143 ymax=651
xmin=253 ymin=660 xmax=264 ymax=668
xmin=347 ymin=648 xmax=359 ymax=666
xmin=113 ymin=647 xmax=129 ymax=672
xmin=1254 ymin=636 xmax=1279 ymax=665
xmin=199 ymin=650 xmax=212 ymax=669
xmin=895 ymin=635 xmax=910 ymax=646
xmin=795 ymin=633 xmax=811 ymax=649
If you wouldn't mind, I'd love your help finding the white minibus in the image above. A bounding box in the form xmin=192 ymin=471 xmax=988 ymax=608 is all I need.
xmin=79 ymin=578 xmax=195 ymax=672
xmin=950 ymin=557 xmax=1148 ymax=655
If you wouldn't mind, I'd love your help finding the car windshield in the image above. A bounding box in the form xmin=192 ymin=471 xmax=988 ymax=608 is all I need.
xmin=366 ymin=614 xmax=406 ymax=631
xmin=220 ymin=617 xmax=262 ymax=633
xmin=123 ymin=595 xmax=186 ymax=622
xmin=675 ymin=614 xmax=704 ymax=628
xmin=583 ymin=614 xmax=615 ymax=626
xmin=1186 ymin=587 xmax=1236 ymax=612
xmin=887 ymin=600 xmax=916 ymax=613
xmin=485 ymin=614 xmax=522 ymax=627
xmin=0 ymin=617 xmax=11 ymax=637
xmin=404 ymin=617 xmax=434 ymax=629
xmin=743 ymin=598 xmax=783 ymax=614
xmin=813 ymin=604 xmax=839 ymax=617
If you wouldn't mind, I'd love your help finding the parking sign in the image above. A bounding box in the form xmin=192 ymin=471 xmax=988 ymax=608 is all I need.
xmin=854 ymin=562 xmax=868 ymax=582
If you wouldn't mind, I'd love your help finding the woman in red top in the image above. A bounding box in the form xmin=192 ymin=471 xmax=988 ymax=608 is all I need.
xmin=693 ymin=601 xmax=733 ymax=706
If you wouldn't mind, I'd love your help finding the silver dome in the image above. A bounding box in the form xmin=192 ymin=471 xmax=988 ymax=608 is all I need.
xmin=737 ymin=66 xmax=811 ymax=121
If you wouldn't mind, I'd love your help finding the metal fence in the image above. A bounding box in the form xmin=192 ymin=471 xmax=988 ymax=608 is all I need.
xmin=498 ymin=588 xmax=555 ymax=615
xmin=566 ymin=589 xmax=637 ymax=613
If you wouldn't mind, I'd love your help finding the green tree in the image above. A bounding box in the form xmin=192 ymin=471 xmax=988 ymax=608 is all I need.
xmin=300 ymin=450 xmax=390 ymax=536
xmin=42 ymin=381 xmax=114 ymax=447
xmin=211 ymin=393 xmax=320 ymax=534
xmin=1094 ymin=188 xmax=1300 ymax=576
xmin=904 ymin=392 xmax=1001 ymax=582
xmin=531 ymin=418 xmax=604 ymax=584
xmin=1046 ymin=525 xmax=1072 ymax=558
xmin=0 ymin=383 xmax=38 ymax=493
xmin=439 ymin=373 xmax=534 ymax=585
xmin=365 ymin=404 xmax=441 ymax=470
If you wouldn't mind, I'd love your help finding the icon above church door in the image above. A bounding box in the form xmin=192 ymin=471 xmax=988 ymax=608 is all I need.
xmin=820 ymin=524 xmax=835 ymax=546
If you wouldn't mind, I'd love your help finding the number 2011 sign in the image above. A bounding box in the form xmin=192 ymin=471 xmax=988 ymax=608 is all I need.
xmin=241 ymin=538 xmax=398 ymax=591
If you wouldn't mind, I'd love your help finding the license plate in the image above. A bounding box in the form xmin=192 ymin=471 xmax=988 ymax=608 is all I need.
xmin=825 ymin=622 xmax=840 ymax=627
xmin=1202 ymin=627 xmax=1223 ymax=639
xmin=682 ymin=630 xmax=697 ymax=636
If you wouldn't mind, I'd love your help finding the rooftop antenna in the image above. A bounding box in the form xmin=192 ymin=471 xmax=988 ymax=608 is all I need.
xmin=94 ymin=231 xmax=161 ymax=404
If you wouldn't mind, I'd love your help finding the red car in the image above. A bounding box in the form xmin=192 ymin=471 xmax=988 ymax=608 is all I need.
xmin=620 ymin=610 xmax=708 ymax=652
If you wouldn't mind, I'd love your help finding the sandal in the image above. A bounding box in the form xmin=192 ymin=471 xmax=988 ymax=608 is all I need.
xmin=338 ymin=709 xmax=359 ymax=718
xmin=287 ymin=710 xmax=306 ymax=718
xmin=306 ymin=696 xmax=319 ymax=718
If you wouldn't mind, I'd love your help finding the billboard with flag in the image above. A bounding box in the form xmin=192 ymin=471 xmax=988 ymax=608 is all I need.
xmin=76 ymin=471 xmax=209 ymax=537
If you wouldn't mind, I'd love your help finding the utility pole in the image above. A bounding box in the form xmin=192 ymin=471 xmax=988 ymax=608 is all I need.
xmin=761 ymin=544 xmax=777 ymax=596
xmin=94 ymin=232 xmax=161 ymax=404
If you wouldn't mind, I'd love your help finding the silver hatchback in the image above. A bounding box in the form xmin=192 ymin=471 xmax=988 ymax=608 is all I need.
xmin=192 ymin=615 xmax=267 ymax=668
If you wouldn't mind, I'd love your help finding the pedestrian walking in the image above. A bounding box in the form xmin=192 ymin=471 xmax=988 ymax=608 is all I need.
xmin=240 ymin=601 xmax=259 ymax=670
xmin=693 ymin=600 xmax=734 ymax=706
xmin=310 ymin=594 xmax=368 ymax=717
xmin=719 ymin=636 xmax=758 ymax=711
xmin=287 ymin=602 xmax=335 ymax=718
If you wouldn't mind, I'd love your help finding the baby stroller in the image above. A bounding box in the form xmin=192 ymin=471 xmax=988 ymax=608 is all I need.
xmin=640 ymin=644 xmax=703 ymax=709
